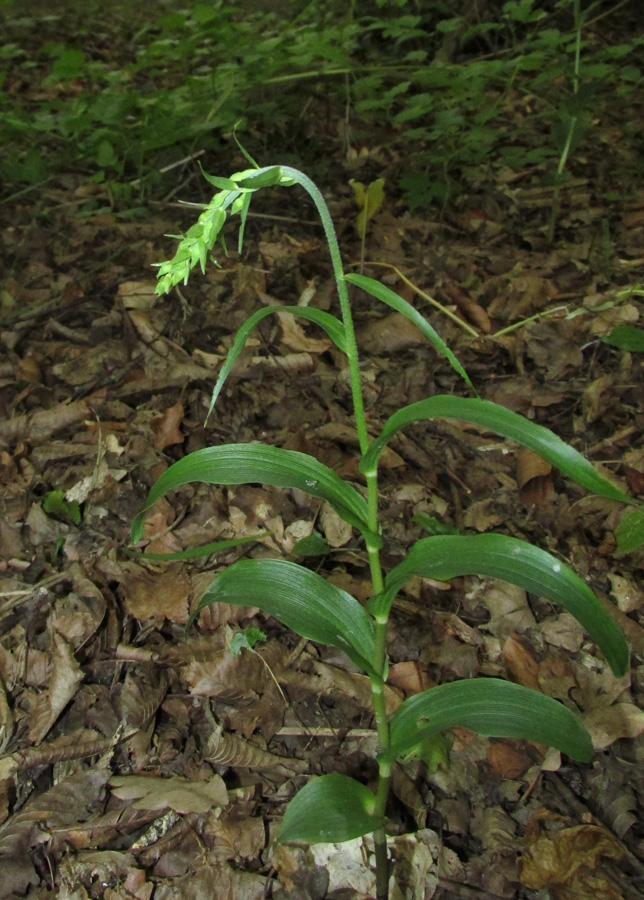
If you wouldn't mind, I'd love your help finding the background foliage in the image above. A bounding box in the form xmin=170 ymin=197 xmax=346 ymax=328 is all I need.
xmin=1 ymin=0 xmax=642 ymax=212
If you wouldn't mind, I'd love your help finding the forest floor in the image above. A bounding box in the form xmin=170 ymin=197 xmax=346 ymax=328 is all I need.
xmin=2 ymin=5 xmax=644 ymax=900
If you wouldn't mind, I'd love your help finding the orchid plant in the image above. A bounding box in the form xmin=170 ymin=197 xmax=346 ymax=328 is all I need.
xmin=131 ymin=152 xmax=631 ymax=900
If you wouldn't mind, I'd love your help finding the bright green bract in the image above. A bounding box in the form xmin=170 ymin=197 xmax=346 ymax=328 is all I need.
xmin=375 ymin=533 xmax=629 ymax=676
xmin=359 ymin=395 xmax=631 ymax=505
xmin=385 ymin=678 xmax=594 ymax=764
xmin=278 ymin=774 xmax=380 ymax=844
xmin=195 ymin=558 xmax=377 ymax=676
xmin=130 ymin=444 xmax=376 ymax=546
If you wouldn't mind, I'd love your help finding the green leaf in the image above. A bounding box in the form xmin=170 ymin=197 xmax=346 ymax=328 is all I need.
xmin=378 ymin=534 xmax=629 ymax=677
xmin=131 ymin=444 xmax=374 ymax=546
xmin=233 ymin=166 xmax=283 ymax=189
xmin=278 ymin=774 xmax=380 ymax=843
xmin=615 ymin=508 xmax=644 ymax=553
xmin=195 ymin=558 xmax=377 ymax=675
xmin=385 ymin=678 xmax=594 ymax=764
xmin=344 ymin=275 xmax=474 ymax=392
xmin=359 ymin=396 xmax=631 ymax=505
xmin=292 ymin=532 xmax=331 ymax=557
xmin=229 ymin=627 xmax=266 ymax=657
xmin=126 ymin=532 xmax=270 ymax=561
xmin=411 ymin=512 xmax=460 ymax=536
xmin=349 ymin=178 xmax=385 ymax=239
xmin=603 ymin=325 xmax=644 ymax=352
xmin=198 ymin=169 xmax=238 ymax=192
xmin=204 ymin=307 xmax=347 ymax=424
xmin=42 ymin=490 xmax=81 ymax=526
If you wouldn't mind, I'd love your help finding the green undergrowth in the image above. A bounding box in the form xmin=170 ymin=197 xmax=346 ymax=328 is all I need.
xmin=1 ymin=0 xmax=641 ymax=214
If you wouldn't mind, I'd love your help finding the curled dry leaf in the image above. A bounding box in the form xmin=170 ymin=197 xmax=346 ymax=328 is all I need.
xmin=28 ymin=631 xmax=83 ymax=744
xmin=116 ymin=280 xmax=159 ymax=310
xmin=150 ymin=401 xmax=185 ymax=450
xmin=275 ymin=311 xmax=331 ymax=353
xmin=581 ymin=703 xmax=644 ymax=751
xmin=122 ymin=562 xmax=191 ymax=625
xmin=502 ymin=633 xmax=541 ymax=692
xmin=205 ymin=723 xmax=306 ymax=772
xmin=320 ymin=502 xmax=353 ymax=548
xmin=520 ymin=813 xmax=625 ymax=896
xmin=516 ymin=447 xmax=554 ymax=507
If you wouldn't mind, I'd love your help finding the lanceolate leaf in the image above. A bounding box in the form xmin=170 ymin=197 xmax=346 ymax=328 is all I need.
xmin=194 ymin=558 xmax=377 ymax=675
xmin=278 ymin=774 xmax=380 ymax=844
xmin=344 ymin=274 xmax=474 ymax=392
xmin=204 ymin=306 xmax=347 ymax=423
xmin=385 ymin=678 xmax=594 ymax=764
xmin=379 ymin=534 xmax=629 ymax=676
xmin=359 ymin=396 xmax=631 ymax=505
xmin=131 ymin=444 xmax=374 ymax=545
xmin=127 ymin=532 xmax=270 ymax=561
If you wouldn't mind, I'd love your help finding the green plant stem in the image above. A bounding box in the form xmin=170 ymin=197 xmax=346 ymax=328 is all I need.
xmin=372 ymin=758 xmax=392 ymax=899
xmin=280 ymin=167 xmax=370 ymax=457
xmin=281 ymin=166 xmax=393 ymax=897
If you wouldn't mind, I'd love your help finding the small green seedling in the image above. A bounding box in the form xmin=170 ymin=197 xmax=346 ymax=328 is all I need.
xmin=229 ymin=627 xmax=267 ymax=657
xmin=131 ymin=158 xmax=635 ymax=899
xmin=43 ymin=490 xmax=81 ymax=526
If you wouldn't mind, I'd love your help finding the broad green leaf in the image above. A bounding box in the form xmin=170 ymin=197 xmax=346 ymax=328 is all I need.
xmin=194 ymin=558 xmax=377 ymax=675
xmin=126 ymin=532 xmax=270 ymax=561
xmin=131 ymin=444 xmax=374 ymax=545
xmin=377 ymin=534 xmax=628 ymax=676
xmin=359 ymin=396 xmax=631 ymax=505
xmin=385 ymin=678 xmax=594 ymax=764
xmin=278 ymin=774 xmax=380 ymax=843
xmin=204 ymin=307 xmax=347 ymax=424
xmin=615 ymin=508 xmax=644 ymax=553
xmin=344 ymin=275 xmax=474 ymax=392
xmin=603 ymin=325 xmax=644 ymax=352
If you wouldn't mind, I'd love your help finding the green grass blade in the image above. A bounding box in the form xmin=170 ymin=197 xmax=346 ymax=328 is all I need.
xmin=345 ymin=273 xmax=475 ymax=392
xmin=386 ymin=679 xmax=593 ymax=764
xmin=194 ymin=558 xmax=377 ymax=675
xmin=382 ymin=534 xmax=628 ymax=676
xmin=131 ymin=444 xmax=373 ymax=545
xmin=278 ymin=774 xmax=379 ymax=843
xmin=126 ymin=532 xmax=270 ymax=561
xmin=204 ymin=307 xmax=347 ymax=424
xmin=360 ymin=396 xmax=631 ymax=505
